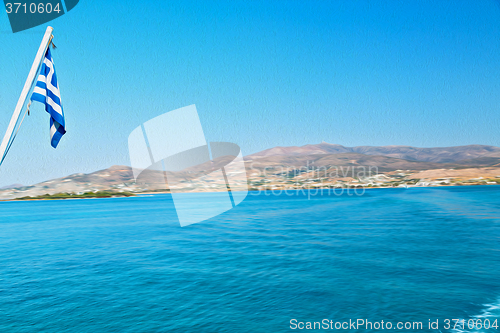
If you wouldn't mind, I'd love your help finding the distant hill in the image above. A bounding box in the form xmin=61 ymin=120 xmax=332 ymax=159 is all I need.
xmin=2 ymin=143 xmax=500 ymax=199
xmin=247 ymin=143 xmax=500 ymax=163
xmin=0 ymin=166 xmax=139 ymax=200
xmin=246 ymin=153 xmax=462 ymax=173
xmin=0 ymin=183 xmax=23 ymax=190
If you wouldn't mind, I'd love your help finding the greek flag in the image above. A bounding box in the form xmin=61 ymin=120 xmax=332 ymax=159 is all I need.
xmin=30 ymin=47 xmax=65 ymax=148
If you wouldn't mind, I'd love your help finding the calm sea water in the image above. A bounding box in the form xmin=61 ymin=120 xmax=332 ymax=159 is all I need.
xmin=0 ymin=186 xmax=499 ymax=332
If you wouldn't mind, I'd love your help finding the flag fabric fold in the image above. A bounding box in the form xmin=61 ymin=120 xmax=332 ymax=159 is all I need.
xmin=30 ymin=47 xmax=65 ymax=148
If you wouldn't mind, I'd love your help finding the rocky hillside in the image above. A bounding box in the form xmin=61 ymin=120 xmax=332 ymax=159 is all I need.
xmin=1 ymin=143 xmax=500 ymax=199
xmin=248 ymin=143 xmax=500 ymax=163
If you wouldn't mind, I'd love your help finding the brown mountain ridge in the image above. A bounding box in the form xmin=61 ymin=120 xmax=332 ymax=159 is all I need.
xmin=247 ymin=143 xmax=500 ymax=163
xmin=1 ymin=143 xmax=500 ymax=199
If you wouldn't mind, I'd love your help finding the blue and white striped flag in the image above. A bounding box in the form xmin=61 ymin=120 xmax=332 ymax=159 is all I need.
xmin=30 ymin=47 xmax=66 ymax=148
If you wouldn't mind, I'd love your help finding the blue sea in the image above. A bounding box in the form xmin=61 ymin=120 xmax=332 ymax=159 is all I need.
xmin=0 ymin=186 xmax=499 ymax=332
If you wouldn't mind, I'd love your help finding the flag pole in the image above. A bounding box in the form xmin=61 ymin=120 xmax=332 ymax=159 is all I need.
xmin=0 ymin=26 xmax=54 ymax=166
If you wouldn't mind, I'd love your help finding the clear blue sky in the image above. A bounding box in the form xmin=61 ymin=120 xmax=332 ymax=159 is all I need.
xmin=1 ymin=0 xmax=500 ymax=186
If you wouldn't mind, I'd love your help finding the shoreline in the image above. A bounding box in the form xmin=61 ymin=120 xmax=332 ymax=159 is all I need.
xmin=2 ymin=196 xmax=141 ymax=202
xmin=1 ymin=184 xmax=499 ymax=202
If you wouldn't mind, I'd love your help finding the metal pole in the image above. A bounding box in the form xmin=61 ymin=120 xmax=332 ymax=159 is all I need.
xmin=0 ymin=26 xmax=54 ymax=166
